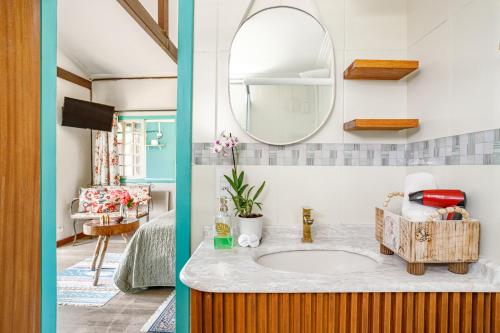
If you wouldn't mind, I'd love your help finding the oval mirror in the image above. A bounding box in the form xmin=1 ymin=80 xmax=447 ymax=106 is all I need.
xmin=229 ymin=7 xmax=335 ymax=145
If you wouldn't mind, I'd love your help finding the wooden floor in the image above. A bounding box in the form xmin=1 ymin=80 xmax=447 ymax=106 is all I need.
xmin=57 ymin=236 xmax=172 ymax=333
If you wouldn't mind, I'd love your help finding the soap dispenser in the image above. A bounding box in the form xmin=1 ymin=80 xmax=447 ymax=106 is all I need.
xmin=214 ymin=197 xmax=234 ymax=249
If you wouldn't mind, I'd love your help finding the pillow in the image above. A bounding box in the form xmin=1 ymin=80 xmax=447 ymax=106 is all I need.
xmin=78 ymin=188 xmax=119 ymax=213
xmin=78 ymin=188 xmax=95 ymax=213
xmin=126 ymin=185 xmax=151 ymax=203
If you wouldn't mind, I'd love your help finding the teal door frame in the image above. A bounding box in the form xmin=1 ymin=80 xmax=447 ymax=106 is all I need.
xmin=41 ymin=0 xmax=57 ymax=332
xmin=40 ymin=0 xmax=194 ymax=331
xmin=175 ymin=0 xmax=194 ymax=332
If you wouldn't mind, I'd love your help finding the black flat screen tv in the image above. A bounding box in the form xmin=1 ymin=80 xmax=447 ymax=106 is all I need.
xmin=62 ymin=97 xmax=115 ymax=131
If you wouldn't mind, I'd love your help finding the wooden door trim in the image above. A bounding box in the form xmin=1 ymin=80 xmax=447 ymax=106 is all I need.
xmin=1 ymin=0 xmax=45 ymax=331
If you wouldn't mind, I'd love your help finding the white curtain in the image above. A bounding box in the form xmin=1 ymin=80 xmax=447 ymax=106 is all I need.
xmin=93 ymin=113 xmax=120 ymax=186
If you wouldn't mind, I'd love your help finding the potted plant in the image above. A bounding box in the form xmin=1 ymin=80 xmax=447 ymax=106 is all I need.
xmin=111 ymin=189 xmax=138 ymax=220
xmin=212 ymin=131 xmax=266 ymax=240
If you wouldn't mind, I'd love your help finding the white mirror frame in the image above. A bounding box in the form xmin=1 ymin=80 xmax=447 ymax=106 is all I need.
xmin=228 ymin=6 xmax=336 ymax=146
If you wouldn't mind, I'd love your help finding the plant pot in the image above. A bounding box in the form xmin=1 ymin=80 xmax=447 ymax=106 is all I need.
xmin=119 ymin=204 xmax=127 ymax=218
xmin=238 ymin=215 xmax=264 ymax=240
xmin=120 ymin=204 xmax=137 ymax=220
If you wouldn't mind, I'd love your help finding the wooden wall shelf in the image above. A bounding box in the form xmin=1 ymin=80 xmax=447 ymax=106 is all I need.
xmin=344 ymin=119 xmax=419 ymax=131
xmin=344 ymin=59 xmax=419 ymax=80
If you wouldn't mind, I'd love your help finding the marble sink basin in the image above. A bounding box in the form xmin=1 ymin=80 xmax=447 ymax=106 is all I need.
xmin=256 ymin=249 xmax=379 ymax=275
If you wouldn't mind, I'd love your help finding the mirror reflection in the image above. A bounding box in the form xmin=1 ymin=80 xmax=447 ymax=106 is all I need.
xmin=229 ymin=7 xmax=335 ymax=145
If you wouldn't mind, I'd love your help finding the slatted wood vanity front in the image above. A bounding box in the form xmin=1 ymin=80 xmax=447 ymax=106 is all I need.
xmin=183 ymin=224 xmax=500 ymax=333
xmin=190 ymin=290 xmax=500 ymax=332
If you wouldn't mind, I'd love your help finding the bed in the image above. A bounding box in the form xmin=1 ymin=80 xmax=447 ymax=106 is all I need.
xmin=114 ymin=210 xmax=176 ymax=293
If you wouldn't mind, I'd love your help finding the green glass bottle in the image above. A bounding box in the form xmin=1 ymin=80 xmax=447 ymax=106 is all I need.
xmin=214 ymin=197 xmax=233 ymax=249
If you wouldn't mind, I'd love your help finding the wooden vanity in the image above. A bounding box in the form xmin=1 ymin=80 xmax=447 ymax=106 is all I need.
xmin=182 ymin=224 xmax=500 ymax=333
xmin=191 ymin=290 xmax=500 ymax=332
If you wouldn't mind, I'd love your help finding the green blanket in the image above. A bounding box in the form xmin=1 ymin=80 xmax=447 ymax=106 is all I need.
xmin=114 ymin=210 xmax=176 ymax=293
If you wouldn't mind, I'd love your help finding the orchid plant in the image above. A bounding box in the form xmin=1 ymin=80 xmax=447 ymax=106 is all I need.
xmin=212 ymin=131 xmax=266 ymax=218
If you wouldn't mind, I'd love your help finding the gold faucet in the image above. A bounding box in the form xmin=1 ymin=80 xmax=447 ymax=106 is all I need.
xmin=302 ymin=207 xmax=314 ymax=243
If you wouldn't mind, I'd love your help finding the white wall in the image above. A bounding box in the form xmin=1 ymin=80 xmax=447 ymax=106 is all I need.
xmin=58 ymin=48 xmax=88 ymax=78
xmin=407 ymin=0 xmax=500 ymax=142
xmin=408 ymin=166 xmax=500 ymax=263
xmin=406 ymin=0 xmax=500 ymax=262
xmin=92 ymin=78 xmax=177 ymax=111
xmin=191 ymin=0 xmax=409 ymax=251
xmin=191 ymin=0 xmax=500 ymax=265
xmin=91 ymin=78 xmax=178 ymax=216
xmin=193 ymin=0 xmax=408 ymax=144
xmin=56 ymin=52 xmax=92 ymax=241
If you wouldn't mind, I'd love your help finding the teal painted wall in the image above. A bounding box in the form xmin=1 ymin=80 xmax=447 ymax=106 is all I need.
xmin=119 ymin=115 xmax=176 ymax=183
xmin=146 ymin=121 xmax=176 ymax=180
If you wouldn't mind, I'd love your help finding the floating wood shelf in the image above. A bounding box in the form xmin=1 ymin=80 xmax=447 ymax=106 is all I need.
xmin=344 ymin=119 xmax=419 ymax=131
xmin=344 ymin=59 xmax=419 ymax=80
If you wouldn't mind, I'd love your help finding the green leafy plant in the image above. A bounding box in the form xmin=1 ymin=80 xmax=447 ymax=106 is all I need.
xmin=212 ymin=131 xmax=266 ymax=218
xmin=224 ymin=169 xmax=266 ymax=218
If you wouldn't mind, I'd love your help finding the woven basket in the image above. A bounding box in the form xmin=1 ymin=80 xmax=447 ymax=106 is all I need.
xmin=375 ymin=192 xmax=480 ymax=275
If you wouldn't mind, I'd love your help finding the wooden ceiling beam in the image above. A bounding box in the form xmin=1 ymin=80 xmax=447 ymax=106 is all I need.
xmin=57 ymin=67 xmax=92 ymax=90
xmin=117 ymin=0 xmax=177 ymax=63
xmin=158 ymin=0 xmax=168 ymax=36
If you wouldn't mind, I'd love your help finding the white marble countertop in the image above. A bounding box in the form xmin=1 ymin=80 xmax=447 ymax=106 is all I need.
xmin=180 ymin=224 xmax=500 ymax=293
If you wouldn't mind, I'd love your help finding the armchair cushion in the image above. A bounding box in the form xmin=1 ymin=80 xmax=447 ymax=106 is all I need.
xmin=97 ymin=185 xmax=151 ymax=205
xmin=71 ymin=212 xmax=122 ymax=220
xmin=78 ymin=188 xmax=119 ymax=213
xmin=75 ymin=185 xmax=151 ymax=215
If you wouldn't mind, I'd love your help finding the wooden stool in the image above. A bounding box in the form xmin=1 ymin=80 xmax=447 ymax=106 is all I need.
xmin=83 ymin=219 xmax=139 ymax=286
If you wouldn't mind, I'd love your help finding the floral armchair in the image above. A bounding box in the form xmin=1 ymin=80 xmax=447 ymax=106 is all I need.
xmin=69 ymin=185 xmax=152 ymax=245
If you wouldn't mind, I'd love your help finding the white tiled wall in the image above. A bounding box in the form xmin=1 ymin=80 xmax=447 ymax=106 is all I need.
xmin=407 ymin=0 xmax=500 ymax=141
xmin=191 ymin=0 xmax=500 ymax=264
xmin=406 ymin=0 xmax=500 ymax=263
xmin=408 ymin=166 xmax=500 ymax=263
xmin=193 ymin=0 xmax=409 ymax=145
xmin=191 ymin=0 xmax=410 ymax=251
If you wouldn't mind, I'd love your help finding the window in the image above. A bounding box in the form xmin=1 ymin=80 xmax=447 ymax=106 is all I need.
xmin=117 ymin=120 xmax=145 ymax=179
xmin=117 ymin=115 xmax=176 ymax=183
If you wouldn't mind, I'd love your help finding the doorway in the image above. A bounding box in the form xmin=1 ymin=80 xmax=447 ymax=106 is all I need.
xmin=38 ymin=0 xmax=194 ymax=332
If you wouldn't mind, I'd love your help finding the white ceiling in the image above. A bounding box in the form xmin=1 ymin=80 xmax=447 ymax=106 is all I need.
xmin=58 ymin=0 xmax=178 ymax=79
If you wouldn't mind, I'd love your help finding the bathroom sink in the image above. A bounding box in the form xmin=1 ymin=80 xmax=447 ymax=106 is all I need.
xmin=256 ymin=250 xmax=379 ymax=275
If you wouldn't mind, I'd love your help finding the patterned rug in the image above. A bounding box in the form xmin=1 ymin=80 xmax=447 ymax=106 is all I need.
xmin=57 ymin=253 xmax=121 ymax=307
xmin=141 ymin=290 xmax=176 ymax=333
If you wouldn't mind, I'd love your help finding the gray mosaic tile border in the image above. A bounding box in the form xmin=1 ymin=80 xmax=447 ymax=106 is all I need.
xmin=406 ymin=128 xmax=500 ymax=166
xmin=193 ymin=128 xmax=500 ymax=167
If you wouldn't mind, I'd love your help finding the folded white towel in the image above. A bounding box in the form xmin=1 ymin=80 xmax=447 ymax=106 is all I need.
xmin=248 ymin=234 xmax=260 ymax=248
xmin=404 ymin=172 xmax=437 ymax=194
xmin=402 ymin=172 xmax=438 ymax=221
xmin=238 ymin=234 xmax=260 ymax=248
xmin=238 ymin=234 xmax=249 ymax=247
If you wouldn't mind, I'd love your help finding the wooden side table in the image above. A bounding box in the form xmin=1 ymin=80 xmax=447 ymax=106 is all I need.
xmin=83 ymin=219 xmax=139 ymax=286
